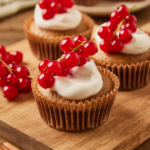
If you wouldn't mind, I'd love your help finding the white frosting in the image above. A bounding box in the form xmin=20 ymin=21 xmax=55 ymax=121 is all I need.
xmin=38 ymin=60 xmax=103 ymax=100
xmin=95 ymin=23 xmax=150 ymax=55
xmin=34 ymin=4 xmax=82 ymax=31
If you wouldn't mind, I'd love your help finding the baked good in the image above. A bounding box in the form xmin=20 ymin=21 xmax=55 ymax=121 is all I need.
xmin=91 ymin=5 xmax=150 ymax=90
xmin=24 ymin=0 xmax=95 ymax=60
xmin=32 ymin=35 xmax=120 ymax=131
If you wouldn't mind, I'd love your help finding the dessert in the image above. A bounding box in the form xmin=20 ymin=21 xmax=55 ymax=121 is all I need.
xmin=0 ymin=45 xmax=32 ymax=100
xmin=91 ymin=5 xmax=150 ymax=90
xmin=74 ymin=0 xmax=100 ymax=6
xmin=32 ymin=35 xmax=120 ymax=131
xmin=24 ymin=0 xmax=95 ymax=60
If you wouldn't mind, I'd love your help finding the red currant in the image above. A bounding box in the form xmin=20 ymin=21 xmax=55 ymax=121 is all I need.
xmin=0 ymin=52 xmax=12 ymax=64
xmin=111 ymin=39 xmax=124 ymax=52
xmin=50 ymin=2 xmax=63 ymax=13
xmin=7 ymin=74 xmax=18 ymax=85
xmin=119 ymin=29 xmax=132 ymax=44
xmin=110 ymin=11 xmax=122 ymax=23
xmin=18 ymin=78 xmax=31 ymax=91
xmin=117 ymin=5 xmax=129 ymax=18
xmin=38 ymin=73 xmax=55 ymax=88
xmin=0 ymin=45 xmax=6 ymax=53
xmin=42 ymin=9 xmax=55 ymax=20
xmin=0 ymin=62 xmax=7 ymax=76
xmin=98 ymin=27 xmax=113 ymax=40
xmin=0 ymin=75 xmax=7 ymax=87
xmin=8 ymin=63 xmax=18 ymax=74
xmin=83 ymin=41 xmax=97 ymax=56
xmin=60 ymin=38 xmax=76 ymax=53
xmin=100 ymin=40 xmax=112 ymax=53
xmin=125 ymin=15 xmax=137 ymax=23
xmin=78 ymin=53 xmax=90 ymax=66
xmin=59 ymin=6 xmax=67 ymax=13
xmin=38 ymin=59 xmax=50 ymax=73
xmin=106 ymin=20 xmax=117 ymax=32
xmin=64 ymin=52 xmax=80 ymax=68
xmin=16 ymin=66 xmax=29 ymax=78
xmin=61 ymin=0 xmax=74 ymax=8
xmin=39 ymin=0 xmax=51 ymax=9
xmin=59 ymin=53 xmax=66 ymax=62
xmin=125 ymin=21 xmax=137 ymax=33
xmin=47 ymin=60 xmax=62 ymax=76
xmin=3 ymin=84 xmax=18 ymax=100
xmin=11 ymin=51 xmax=23 ymax=65
xmin=59 ymin=61 xmax=69 ymax=76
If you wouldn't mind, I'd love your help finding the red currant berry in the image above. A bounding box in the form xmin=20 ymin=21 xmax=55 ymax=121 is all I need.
xmin=106 ymin=20 xmax=117 ymax=32
xmin=100 ymin=40 xmax=112 ymax=53
xmin=73 ymin=35 xmax=87 ymax=49
xmin=0 ymin=52 xmax=12 ymax=64
xmin=50 ymin=2 xmax=63 ymax=13
xmin=3 ymin=84 xmax=18 ymax=100
xmin=0 ymin=62 xmax=7 ymax=76
xmin=59 ymin=61 xmax=69 ymax=76
xmin=0 ymin=75 xmax=7 ymax=87
xmin=59 ymin=6 xmax=67 ymax=13
xmin=111 ymin=39 xmax=124 ymax=52
xmin=8 ymin=63 xmax=18 ymax=74
xmin=38 ymin=73 xmax=55 ymax=88
xmin=11 ymin=51 xmax=23 ymax=65
xmin=42 ymin=9 xmax=55 ymax=20
xmin=61 ymin=0 xmax=74 ymax=8
xmin=119 ymin=29 xmax=132 ymax=43
xmin=0 ymin=45 xmax=6 ymax=53
xmin=60 ymin=38 xmax=76 ymax=53
xmin=78 ymin=53 xmax=90 ymax=66
xmin=38 ymin=60 xmax=50 ymax=73
xmin=98 ymin=27 xmax=113 ymax=40
xmin=125 ymin=21 xmax=137 ymax=33
xmin=47 ymin=60 xmax=62 ymax=76
xmin=117 ymin=5 xmax=129 ymax=18
xmin=39 ymin=0 xmax=51 ymax=9
xmin=83 ymin=41 xmax=97 ymax=56
xmin=64 ymin=52 xmax=80 ymax=68
xmin=7 ymin=74 xmax=18 ymax=84
xmin=59 ymin=53 xmax=66 ymax=62
xmin=125 ymin=15 xmax=137 ymax=23
xmin=18 ymin=78 xmax=31 ymax=91
xmin=16 ymin=66 xmax=29 ymax=78
xmin=110 ymin=11 xmax=122 ymax=23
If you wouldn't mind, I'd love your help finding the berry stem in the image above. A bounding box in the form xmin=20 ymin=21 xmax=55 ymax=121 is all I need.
xmin=129 ymin=5 xmax=136 ymax=13
xmin=58 ymin=41 xmax=86 ymax=62
xmin=0 ymin=57 xmax=13 ymax=74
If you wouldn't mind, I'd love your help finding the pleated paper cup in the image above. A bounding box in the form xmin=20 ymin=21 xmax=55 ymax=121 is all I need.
xmin=24 ymin=13 xmax=95 ymax=60
xmin=31 ymin=67 xmax=120 ymax=131
xmin=74 ymin=0 xmax=100 ymax=6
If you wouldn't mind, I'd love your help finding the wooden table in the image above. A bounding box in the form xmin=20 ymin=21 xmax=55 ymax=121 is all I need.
xmin=0 ymin=5 xmax=150 ymax=150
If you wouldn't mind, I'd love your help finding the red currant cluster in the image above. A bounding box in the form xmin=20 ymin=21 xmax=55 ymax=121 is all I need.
xmin=0 ymin=45 xmax=32 ymax=100
xmin=38 ymin=35 xmax=97 ymax=88
xmin=39 ymin=0 xmax=74 ymax=20
xmin=98 ymin=5 xmax=137 ymax=53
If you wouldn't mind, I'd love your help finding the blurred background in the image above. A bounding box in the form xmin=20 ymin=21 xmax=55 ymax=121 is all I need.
xmin=0 ymin=0 xmax=150 ymax=150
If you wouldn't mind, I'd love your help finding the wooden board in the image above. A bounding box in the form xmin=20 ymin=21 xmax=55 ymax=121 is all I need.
xmin=0 ymin=22 xmax=150 ymax=150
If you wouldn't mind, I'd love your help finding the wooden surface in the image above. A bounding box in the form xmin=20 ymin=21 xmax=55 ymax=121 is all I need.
xmin=0 ymin=5 xmax=150 ymax=150
xmin=0 ymin=22 xmax=150 ymax=150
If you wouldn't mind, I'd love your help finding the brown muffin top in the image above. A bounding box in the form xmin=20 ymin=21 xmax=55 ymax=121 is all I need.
xmin=91 ymin=45 xmax=150 ymax=65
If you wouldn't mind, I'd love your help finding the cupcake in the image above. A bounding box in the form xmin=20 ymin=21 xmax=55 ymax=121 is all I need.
xmin=91 ymin=5 xmax=150 ymax=90
xmin=24 ymin=0 xmax=95 ymax=60
xmin=32 ymin=35 xmax=120 ymax=131
xmin=74 ymin=0 xmax=100 ymax=6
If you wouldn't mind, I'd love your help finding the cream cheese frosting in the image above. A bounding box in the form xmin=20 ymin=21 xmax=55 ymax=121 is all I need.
xmin=34 ymin=4 xmax=82 ymax=31
xmin=95 ymin=23 xmax=150 ymax=55
xmin=38 ymin=60 xmax=103 ymax=100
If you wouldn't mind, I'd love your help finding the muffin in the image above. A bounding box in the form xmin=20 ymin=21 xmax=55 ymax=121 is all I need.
xmin=24 ymin=0 xmax=95 ymax=60
xmin=32 ymin=36 xmax=120 ymax=131
xmin=91 ymin=4 xmax=150 ymax=90
xmin=74 ymin=0 xmax=100 ymax=6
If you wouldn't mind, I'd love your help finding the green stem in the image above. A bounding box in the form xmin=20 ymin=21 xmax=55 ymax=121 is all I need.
xmin=0 ymin=57 xmax=13 ymax=74
xmin=129 ymin=5 xmax=136 ymax=13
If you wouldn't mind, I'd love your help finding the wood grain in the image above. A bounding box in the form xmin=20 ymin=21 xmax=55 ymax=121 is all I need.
xmin=0 ymin=22 xmax=150 ymax=150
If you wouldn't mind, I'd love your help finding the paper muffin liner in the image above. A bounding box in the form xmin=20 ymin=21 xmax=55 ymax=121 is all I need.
xmin=91 ymin=57 xmax=150 ymax=90
xmin=31 ymin=67 xmax=119 ymax=131
xmin=74 ymin=0 xmax=100 ymax=6
xmin=24 ymin=14 xmax=95 ymax=60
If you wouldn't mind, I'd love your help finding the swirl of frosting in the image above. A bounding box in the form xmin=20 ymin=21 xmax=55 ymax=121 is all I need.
xmin=34 ymin=4 xmax=82 ymax=31
xmin=95 ymin=23 xmax=150 ymax=55
xmin=38 ymin=60 xmax=103 ymax=100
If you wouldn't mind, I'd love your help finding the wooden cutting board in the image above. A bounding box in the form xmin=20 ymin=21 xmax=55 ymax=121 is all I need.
xmin=0 ymin=22 xmax=150 ymax=150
